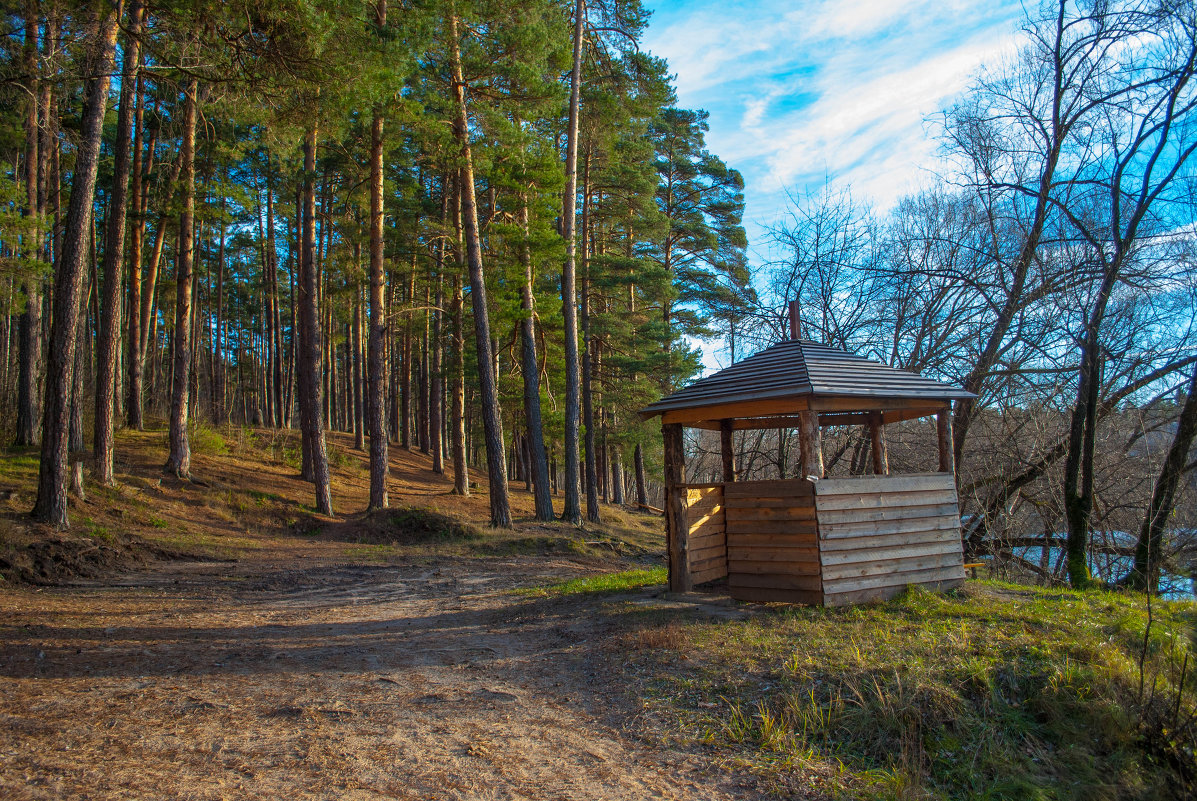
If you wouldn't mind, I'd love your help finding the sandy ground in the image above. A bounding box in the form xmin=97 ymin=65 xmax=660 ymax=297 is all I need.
xmin=0 ymin=554 xmax=755 ymax=801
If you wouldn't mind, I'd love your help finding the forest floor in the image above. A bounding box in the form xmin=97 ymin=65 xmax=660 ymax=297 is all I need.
xmin=0 ymin=425 xmax=764 ymax=800
xmin=2 ymin=426 xmax=1193 ymax=800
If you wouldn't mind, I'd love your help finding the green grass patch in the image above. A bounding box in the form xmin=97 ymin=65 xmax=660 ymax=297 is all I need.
xmin=630 ymin=582 xmax=1196 ymax=800
xmin=188 ymin=423 xmax=229 ymax=457
xmin=517 ymin=566 xmax=667 ymax=598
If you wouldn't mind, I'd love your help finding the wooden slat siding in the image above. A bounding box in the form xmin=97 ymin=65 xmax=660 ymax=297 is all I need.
xmin=820 ymin=540 xmax=961 ymax=567
xmin=824 ymin=566 xmax=965 ymax=596
xmin=721 ymin=506 xmax=816 ymax=522
xmin=727 ymin=521 xmax=818 ymax=536
xmin=686 ymin=484 xmax=727 ymax=585
xmin=690 ymin=531 xmax=725 ymax=550
xmin=686 ymin=507 xmax=724 ymax=526
xmin=817 ymin=502 xmax=958 ymax=525
xmin=730 ymin=573 xmax=822 ymax=591
xmin=821 ymin=552 xmax=962 ymax=582
xmin=691 ymin=546 xmax=726 ymax=566
xmin=815 ymin=472 xmax=964 ymax=602
xmin=823 ymin=579 xmax=963 ymax=607
xmin=686 ymin=496 xmax=723 ymax=515
xmin=726 ymin=533 xmax=820 ymax=548
xmin=815 ymin=473 xmax=955 ymax=495
xmin=727 ymin=544 xmax=817 ymax=561
xmin=814 ymin=489 xmax=957 ymax=512
xmin=692 ymin=566 xmax=727 ymax=585
xmin=820 ymin=528 xmax=959 ymax=553
xmin=725 ymin=497 xmax=822 ymax=510
xmin=729 ymin=560 xmax=819 ymax=576
xmin=688 ymin=516 xmax=725 ymax=539
xmin=724 ymin=478 xmax=820 ymax=603
xmin=729 ymin=586 xmax=823 ymax=604
xmin=819 ymin=514 xmax=961 ymax=540
xmin=724 ymin=478 xmax=814 ymax=498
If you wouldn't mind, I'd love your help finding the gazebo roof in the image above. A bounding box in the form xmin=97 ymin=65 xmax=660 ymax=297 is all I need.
xmin=640 ymin=339 xmax=975 ymax=424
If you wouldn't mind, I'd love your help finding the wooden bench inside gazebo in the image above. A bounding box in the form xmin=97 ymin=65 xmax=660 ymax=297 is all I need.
xmin=640 ymin=303 xmax=977 ymax=606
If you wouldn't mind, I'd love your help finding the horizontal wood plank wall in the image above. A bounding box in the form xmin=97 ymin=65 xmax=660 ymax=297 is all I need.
xmin=686 ymin=485 xmax=726 ymax=585
xmin=815 ymin=473 xmax=964 ymax=606
xmin=725 ymin=479 xmax=820 ymax=603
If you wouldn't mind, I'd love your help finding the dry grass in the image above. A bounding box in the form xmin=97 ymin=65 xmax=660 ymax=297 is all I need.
xmin=0 ymin=422 xmax=662 ymax=584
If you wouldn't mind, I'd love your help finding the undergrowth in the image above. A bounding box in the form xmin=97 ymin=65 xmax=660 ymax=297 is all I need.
xmin=632 ymin=582 xmax=1196 ymax=800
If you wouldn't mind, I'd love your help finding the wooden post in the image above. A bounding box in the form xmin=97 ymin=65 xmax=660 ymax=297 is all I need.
xmin=788 ymin=300 xmax=801 ymax=341
xmin=662 ymin=423 xmax=691 ymax=592
xmin=937 ymin=408 xmax=955 ymax=475
xmin=798 ymin=411 xmax=824 ymax=479
xmin=719 ymin=418 xmax=735 ymax=482
xmin=869 ymin=412 xmax=889 ymax=475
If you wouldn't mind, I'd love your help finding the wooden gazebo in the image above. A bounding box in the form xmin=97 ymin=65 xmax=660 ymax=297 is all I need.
xmin=640 ymin=304 xmax=977 ymax=606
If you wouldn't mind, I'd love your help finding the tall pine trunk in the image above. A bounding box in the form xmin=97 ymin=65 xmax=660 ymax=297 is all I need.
xmin=213 ymin=194 xmax=226 ymax=424
xmin=519 ymin=197 xmax=553 ymax=520
xmin=450 ymin=199 xmax=469 ymax=496
xmin=367 ymin=102 xmax=389 ymax=508
xmin=579 ymin=157 xmax=600 ymax=523
xmin=165 ymin=78 xmax=199 ymax=478
xmin=32 ymin=5 xmax=120 ymax=526
xmin=449 ymin=12 xmax=509 ymax=527
xmin=353 ymin=278 xmax=364 ymax=451
xmin=125 ymin=82 xmax=150 ymax=430
xmin=298 ymin=122 xmax=333 ymax=515
xmin=559 ymin=0 xmax=585 ymax=524
xmin=94 ymin=0 xmax=142 ymax=485
xmin=14 ymin=6 xmax=41 ymax=448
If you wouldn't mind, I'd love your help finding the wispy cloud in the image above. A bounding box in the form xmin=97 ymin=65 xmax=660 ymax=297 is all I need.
xmin=644 ymin=0 xmax=1026 ymax=256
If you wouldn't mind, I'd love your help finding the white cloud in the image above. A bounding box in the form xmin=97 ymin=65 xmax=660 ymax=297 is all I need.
xmin=643 ymin=0 xmax=1026 ymax=250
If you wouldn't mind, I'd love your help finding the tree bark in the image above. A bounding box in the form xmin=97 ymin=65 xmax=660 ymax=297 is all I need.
xmin=32 ymin=4 xmax=120 ymax=527
xmin=94 ymin=0 xmax=142 ymax=485
xmin=450 ymin=196 xmax=469 ymax=496
xmin=298 ymin=122 xmax=333 ymax=515
xmin=448 ymin=11 xmax=510 ymax=527
xmin=165 ymin=78 xmax=199 ymax=478
xmin=559 ymin=0 xmax=585 ymax=525
xmin=125 ymin=83 xmax=149 ymax=430
xmin=519 ymin=197 xmax=554 ymax=520
xmin=367 ymin=102 xmax=389 ymax=508
xmin=14 ymin=5 xmax=41 ymax=448
xmin=353 ymin=278 xmax=365 ymax=450
xmin=634 ymin=442 xmax=648 ymax=507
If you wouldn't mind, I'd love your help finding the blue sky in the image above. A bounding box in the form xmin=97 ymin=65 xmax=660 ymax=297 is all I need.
xmin=642 ymin=0 xmax=1029 ymax=264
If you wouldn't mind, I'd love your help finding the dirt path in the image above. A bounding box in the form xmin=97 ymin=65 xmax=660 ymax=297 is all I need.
xmin=0 ymin=556 xmax=751 ymax=800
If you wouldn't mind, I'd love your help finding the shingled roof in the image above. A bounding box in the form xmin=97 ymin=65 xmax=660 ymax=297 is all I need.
xmin=640 ymin=339 xmax=975 ymax=420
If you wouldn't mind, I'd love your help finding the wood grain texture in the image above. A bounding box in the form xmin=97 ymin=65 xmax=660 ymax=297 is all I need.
xmin=815 ymin=473 xmax=955 ymax=496
xmin=730 ymin=572 xmax=822 ymax=591
xmin=823 ymin=578 xmax=963 ymax=607
xmin=728 ymin=586 xmax=822 ymax=604
xmin=813 ymin=489 xmax=957 ymax=512
xmin=818 ymin=514 xmax=961 ymax=539
xmin=724 ymin=479 xmax=814 ymax=498
xmin=823 ymin=567 xmax=965 ymax=597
